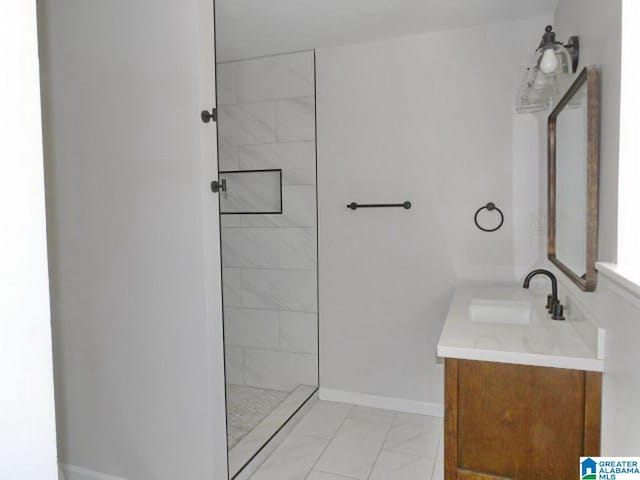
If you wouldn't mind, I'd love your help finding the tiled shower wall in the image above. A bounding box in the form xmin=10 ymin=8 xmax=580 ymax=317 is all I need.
xmin=217 ymin=51 xmax=318 ymax=392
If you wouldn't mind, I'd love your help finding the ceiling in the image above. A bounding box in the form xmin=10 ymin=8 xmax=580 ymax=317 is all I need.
xmin=215 ymin=0 xmax=558 ymax=62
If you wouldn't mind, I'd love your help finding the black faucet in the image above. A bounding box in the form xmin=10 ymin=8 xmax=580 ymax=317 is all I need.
xmin=522 ymin=269 xmax=565 ymax=320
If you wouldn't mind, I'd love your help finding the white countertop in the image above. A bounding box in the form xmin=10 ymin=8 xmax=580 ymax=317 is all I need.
xmin=436 ymin=286 xmax=604 ymax=372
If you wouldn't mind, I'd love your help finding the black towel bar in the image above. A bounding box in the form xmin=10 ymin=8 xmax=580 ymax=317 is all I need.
xmin=347 ymin=201 xmax=411 ymax=210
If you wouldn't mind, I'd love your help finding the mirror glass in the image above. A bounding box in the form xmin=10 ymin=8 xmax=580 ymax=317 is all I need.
xmin=555 ymin=82 xmax=588 ymax=277
xmin=548 ymin=66 xmax=599 ymax=291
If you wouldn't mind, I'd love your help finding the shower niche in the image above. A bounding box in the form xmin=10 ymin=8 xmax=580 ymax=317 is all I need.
xmin=219 ymin=169 xmax=283 ymax=215
xmin=215 ymin=50 xmax=318 ymax=478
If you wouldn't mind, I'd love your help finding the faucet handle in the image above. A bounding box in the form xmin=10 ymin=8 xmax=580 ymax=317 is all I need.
xmin=551 ymin=302 xmax=565 ymax=321
xmin=546 ymin=294 xmax=554 ymax=311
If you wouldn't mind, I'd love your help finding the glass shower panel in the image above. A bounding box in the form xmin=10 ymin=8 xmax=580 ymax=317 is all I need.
xmin=215 ymin=50 xmax=318 ymax=479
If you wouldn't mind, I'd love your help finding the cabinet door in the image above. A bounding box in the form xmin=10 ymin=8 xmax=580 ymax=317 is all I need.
xmin=445 ymin=359 xmax=599 ymax=480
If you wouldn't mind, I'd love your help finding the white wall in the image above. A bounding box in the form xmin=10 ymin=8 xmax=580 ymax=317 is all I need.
xmin=618 ymin=0 xmax=640 ymax=272
xmin=0 ymin=1 xmax=58 ymax=478
xmin=214 ymin=0 xmax=558 ymax=62
xmin=554 ymin=0 xmax=622 ymax=262
xmin=38 ymin=0 xmax=227 ymax=478
xmin=316 ymin=17 xmax=549 ymax=406
xmin=545 ymin=0 xmax=640 ymax=454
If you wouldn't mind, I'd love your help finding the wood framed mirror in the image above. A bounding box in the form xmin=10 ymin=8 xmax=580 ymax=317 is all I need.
xmin=548 ymin=66 xmax=600 ymax=291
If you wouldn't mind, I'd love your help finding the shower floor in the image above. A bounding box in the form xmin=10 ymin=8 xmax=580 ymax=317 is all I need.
xmin=226 ymin=384 xmax=289 ymax=449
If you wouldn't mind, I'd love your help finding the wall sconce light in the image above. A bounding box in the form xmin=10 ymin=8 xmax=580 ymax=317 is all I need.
xmin=516 ymin=25 xmax=580 ymax=113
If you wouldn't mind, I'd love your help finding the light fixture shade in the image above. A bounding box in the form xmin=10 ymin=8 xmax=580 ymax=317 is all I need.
xmin=515 ymin=26 xmax=579 ymax=114
xmin=515 ymin=62 xmax=559 ymax=113
xmin=546 ymin=42 xmax=575 ymax=94
xmin=516 ymin=67 xmax=548 ymax=113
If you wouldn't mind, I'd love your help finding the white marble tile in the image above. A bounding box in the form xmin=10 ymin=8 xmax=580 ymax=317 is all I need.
xmin=279 ymin=185 xmax=317 ymax=228
xmin=224 ymin=307 xmax=280 ymax=350
xmin=238 ymin=142 xmax=316 ymax=185
xmin=223 ymin=268 xmax=243 ymax=307
xmin=383 ymin=413 xmax=442 ymax=459
xmin=242 ymin=269 xmax=317 ymax=312
xmin=348 ymin=406 xmax=396 ymax=425
xmin=230 ymin=386 xmax=316 ymax=476
xmin=369 ymin=451 xmax=435 ymax=480
xmin=244 ymin=348 xmax=317 ymax=391
xmin=221 ymin=214 xmax=243 ymax=227
xmin=264 ymin=384 xmax=316 ymax=429
xmin=314 ymin=407 xmax=395 ymax=479
xmin=219 ymin=146 xmax=239 ymax=171
xmin=277 ymin=97 xmax=315 ymax=142
xmin=279 ymin=228 xmax=316 ymax=270
xmin=230 ymin=434 xmax=267 ymax=477
xmin=225 ymin=346 xmax=244 ymax=385
xmin=233 ymin=392 xmax=319 ymax=480
xmin=242 ymin=185 xmax=316 ymax=228
xmin=219 ymin=102 xmax=276 ymax=146
xmin=220 ymin=170 xmax=282 ymax=214
xmin=249 ymin=402 xmax=446 ymax=480
xmin=217 ymin=62 xmax=237 ymax=105
xmin=280 ymin=311 xmax=318 ymax=354
xmin=221 ymin=228 xmax=279 ymax=268
xmin=237 ymin=52 xmax=314 ymax=103
xmin=292 ymin=401 xmax=351 ymax=440
xmin=250 ymin=434 xmax=327 ymax=480
xmin=306 ymin=472 xmax=352 ymax=480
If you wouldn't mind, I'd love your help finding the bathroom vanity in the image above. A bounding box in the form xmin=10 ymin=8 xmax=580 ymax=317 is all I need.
xmin=437 ymin=287 xmax=603 ymax=480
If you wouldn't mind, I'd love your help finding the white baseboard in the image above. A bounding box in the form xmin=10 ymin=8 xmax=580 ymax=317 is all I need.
xmin=59 ymin=464 xmax=126 ymax=480
xmin=319 ymin=388 xmax=443 ymax=417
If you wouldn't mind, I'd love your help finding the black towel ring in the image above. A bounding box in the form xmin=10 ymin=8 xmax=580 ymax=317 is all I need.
xmin=474 ymin=202 xmax=504 ymax=232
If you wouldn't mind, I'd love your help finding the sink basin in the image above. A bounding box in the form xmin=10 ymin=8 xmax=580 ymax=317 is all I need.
xmin=469 ymin=299 xmax=532 ymax=325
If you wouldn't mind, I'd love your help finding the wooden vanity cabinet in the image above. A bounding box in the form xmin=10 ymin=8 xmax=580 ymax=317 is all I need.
xmin=444 ymin=359 xmax=601 ymax=480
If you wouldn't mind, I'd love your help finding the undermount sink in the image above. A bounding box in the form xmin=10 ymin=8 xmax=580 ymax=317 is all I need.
xmin=469 ymin=299 xmax=532 ymax=325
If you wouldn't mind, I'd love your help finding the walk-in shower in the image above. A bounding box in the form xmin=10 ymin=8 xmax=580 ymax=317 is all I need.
xmin=215 ymin=50 xmax=318 ymax=477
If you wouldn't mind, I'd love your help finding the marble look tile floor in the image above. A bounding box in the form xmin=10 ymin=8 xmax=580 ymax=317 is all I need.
xmin=249 ymin=401 xmax=444 ymax=480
